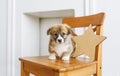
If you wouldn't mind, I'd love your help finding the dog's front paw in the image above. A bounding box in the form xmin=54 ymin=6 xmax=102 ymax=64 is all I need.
xmin=48 ymin=54 xmax=56 ymax=60
xmin=62 ymin=56 xmax=70 ymax=61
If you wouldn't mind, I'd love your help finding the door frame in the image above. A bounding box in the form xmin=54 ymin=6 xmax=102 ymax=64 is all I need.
xmin=7 ymin=0 xmax=16 ymax=76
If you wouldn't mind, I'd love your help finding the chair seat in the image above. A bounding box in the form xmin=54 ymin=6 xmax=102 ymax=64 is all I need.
xmin=19 ymin=56 xmax=97 ymax=72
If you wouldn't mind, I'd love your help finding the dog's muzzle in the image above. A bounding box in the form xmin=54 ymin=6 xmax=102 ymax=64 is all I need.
xmin=56 ymin=35 xmax=64 ymax=43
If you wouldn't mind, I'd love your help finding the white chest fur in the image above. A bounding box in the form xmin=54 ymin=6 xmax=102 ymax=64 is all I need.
xmin=54 ymin=43 xmax=70 ymax=57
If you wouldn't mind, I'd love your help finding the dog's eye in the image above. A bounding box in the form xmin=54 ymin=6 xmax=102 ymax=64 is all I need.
xmin=54 ymin=33 xmax=58 ymax=36
xmin=62 ymin=32 xmax=66 ymax=35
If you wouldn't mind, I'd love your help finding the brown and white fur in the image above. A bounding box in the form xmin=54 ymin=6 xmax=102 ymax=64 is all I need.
xmin=47 ymin=24 xmax=75 ymax=60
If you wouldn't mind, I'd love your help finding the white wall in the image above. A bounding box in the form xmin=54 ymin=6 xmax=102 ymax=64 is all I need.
xmin=21 ymin=15 xmax=40 ymax=57
xmin=95 ymin=0 xmax=120 ymax=76
xmin=0 ymin=0 xmax=7 ymax=76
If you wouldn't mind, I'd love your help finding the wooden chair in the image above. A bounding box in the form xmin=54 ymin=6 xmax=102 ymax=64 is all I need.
xmin=19 ymin=12 xmax=105 ymax=76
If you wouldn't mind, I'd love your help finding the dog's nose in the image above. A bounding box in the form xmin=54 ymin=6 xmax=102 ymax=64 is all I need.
xmin=58 ymin=39 xmax=62 ymax=43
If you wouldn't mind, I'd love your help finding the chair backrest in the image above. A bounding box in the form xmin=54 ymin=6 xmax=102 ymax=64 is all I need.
xmin=62 ymin=12 xmax=105 ymax=61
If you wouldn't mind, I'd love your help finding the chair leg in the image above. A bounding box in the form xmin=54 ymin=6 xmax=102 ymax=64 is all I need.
xmin=21 ymin=62 xmax=29 ymax=76
xmin=93 ymin=66 xmax=102 ymax=76
xmin=22 ymin=71 xmax=29 ymax=76
xmin=97 ymin=67 xmax=102 ymax=76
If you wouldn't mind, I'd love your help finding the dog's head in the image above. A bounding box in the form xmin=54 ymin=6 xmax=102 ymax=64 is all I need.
xmin=47 ymin=24 xmax=73 ymax=43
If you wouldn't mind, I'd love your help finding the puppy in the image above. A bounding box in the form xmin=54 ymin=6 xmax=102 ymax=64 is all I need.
xmin=47 ymin=24 xmax=76 ymax=60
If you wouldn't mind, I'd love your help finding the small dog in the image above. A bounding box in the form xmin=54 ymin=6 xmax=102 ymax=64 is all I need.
xmin=47 ymin=24 xmax=76 ymax=60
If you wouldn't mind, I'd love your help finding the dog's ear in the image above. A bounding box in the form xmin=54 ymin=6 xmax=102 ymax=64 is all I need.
xmin=47 ymin=28 xmax=51 ymax=35
xmin=68 ymin=28 xmax=73 ymax=34
xmin=64 ymin=24 xmax=73 ymax=34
